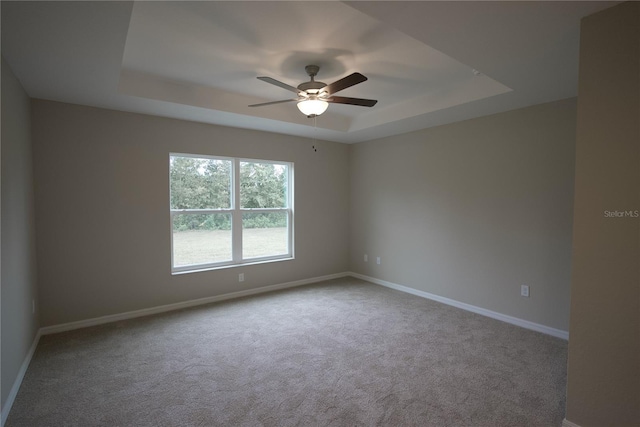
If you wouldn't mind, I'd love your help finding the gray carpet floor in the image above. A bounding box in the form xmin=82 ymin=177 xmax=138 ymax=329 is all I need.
xmin=6 ymin=278 xmax=568 ymax=426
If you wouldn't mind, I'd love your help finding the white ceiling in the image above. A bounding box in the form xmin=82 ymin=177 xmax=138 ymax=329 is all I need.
xmin=1 ymin=1 xmax=617 ymax=143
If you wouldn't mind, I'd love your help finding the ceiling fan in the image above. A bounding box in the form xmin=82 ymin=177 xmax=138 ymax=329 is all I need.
xmin=249 ymin=65 xmax=377 ymax=117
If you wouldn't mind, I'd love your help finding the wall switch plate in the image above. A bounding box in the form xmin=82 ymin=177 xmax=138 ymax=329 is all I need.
xmin=364 ymin=254 xmax=368 ymax=262
xmin=239 ymin=273 xmax=245 ymax=282
xmin=376 ymin=257 xmax=381 ymax=265
xmin=521 ymin=285 xmax=530 ymax=297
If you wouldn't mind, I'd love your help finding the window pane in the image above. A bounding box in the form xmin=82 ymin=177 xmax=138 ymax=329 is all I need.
xmin=170 ymin=156 xmax=231 ymax=209
xmin=240 ymin=162 xmax=288 ymax=208
xmin=172 ymin=214 xmax=231 ymax=266
xmin=242 ymin=212 xmax=288 ymax=259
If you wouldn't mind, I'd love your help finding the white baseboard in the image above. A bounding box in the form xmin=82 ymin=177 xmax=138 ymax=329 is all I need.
xmin=41 ymin=270 xmax=568 ymax=339
xmin=348 ymin=272 xmax=569 ymax=340
xmin=40 ymin=272 xmax=349 ymax=335
xmin=562 ymin=418 xmax=581 ymax=427
xmin=1 ymin=329 xmax=42 ymax=427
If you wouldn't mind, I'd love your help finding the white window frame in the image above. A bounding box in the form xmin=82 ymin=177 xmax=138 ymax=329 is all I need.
xmin=170 ymin=153 xmax=294 ymax=274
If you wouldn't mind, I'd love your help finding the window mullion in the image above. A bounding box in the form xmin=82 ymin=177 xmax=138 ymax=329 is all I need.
xmin=232 ymin=158 xmax=242 ymax=262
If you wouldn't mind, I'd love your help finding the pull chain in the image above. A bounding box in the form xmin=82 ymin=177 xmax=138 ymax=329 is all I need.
xmin=312 ymin=115 xmax=318 ymax=152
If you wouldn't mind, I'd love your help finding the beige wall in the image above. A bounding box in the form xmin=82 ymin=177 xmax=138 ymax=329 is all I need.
xmin=565 ymin=2 xmax=640 ymax=426
xmin=31 ymin=100 xmax=349 ymax=326
xmin=1 ymin=59 xmax=39 ymax=409
xmin=32 ymin=97 xmax=579 ymax=333
xmin=349 ymin=98 xmax=577 ymax=331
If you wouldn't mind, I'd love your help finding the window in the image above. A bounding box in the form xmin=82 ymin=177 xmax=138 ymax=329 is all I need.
xmin=170 ymin=154 xmax=293 ymax=273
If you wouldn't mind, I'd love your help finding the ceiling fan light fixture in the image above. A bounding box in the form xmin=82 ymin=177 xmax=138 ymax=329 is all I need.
xmin=297 ymin=98 xmax=328 ymax=117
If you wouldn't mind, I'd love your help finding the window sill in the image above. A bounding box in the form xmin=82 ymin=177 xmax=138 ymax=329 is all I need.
xmin=171 ymin=256 xmax=294 ymax=276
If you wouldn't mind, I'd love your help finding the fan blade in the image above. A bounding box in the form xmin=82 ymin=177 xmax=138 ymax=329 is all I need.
xmin=324 ymin=72 xmax=368 ymax=95
xmin=249 ymin=99 xmax=297 ymax=107
xmin=257 ymin=77 xmax=301 ymax=94
xmin=327 ymin=96 xmax=377 ymax=107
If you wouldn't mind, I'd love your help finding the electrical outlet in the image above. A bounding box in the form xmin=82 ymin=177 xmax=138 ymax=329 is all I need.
xmin=521 ymin=285 xmax=529 ymax=297
xmin=376 ymin=257 xmax=381 ymax=265
xmin=364 ymin=254 xmax=368 ymax=262
xmin=239 ymin=273 xmax=245 ymax=282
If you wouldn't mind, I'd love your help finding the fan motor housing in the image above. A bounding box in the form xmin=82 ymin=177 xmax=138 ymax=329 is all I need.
xmin=298 ymin=64 xmax=327 ymax=94
xmin=298 ymin=81 xmax=327 ymax=93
